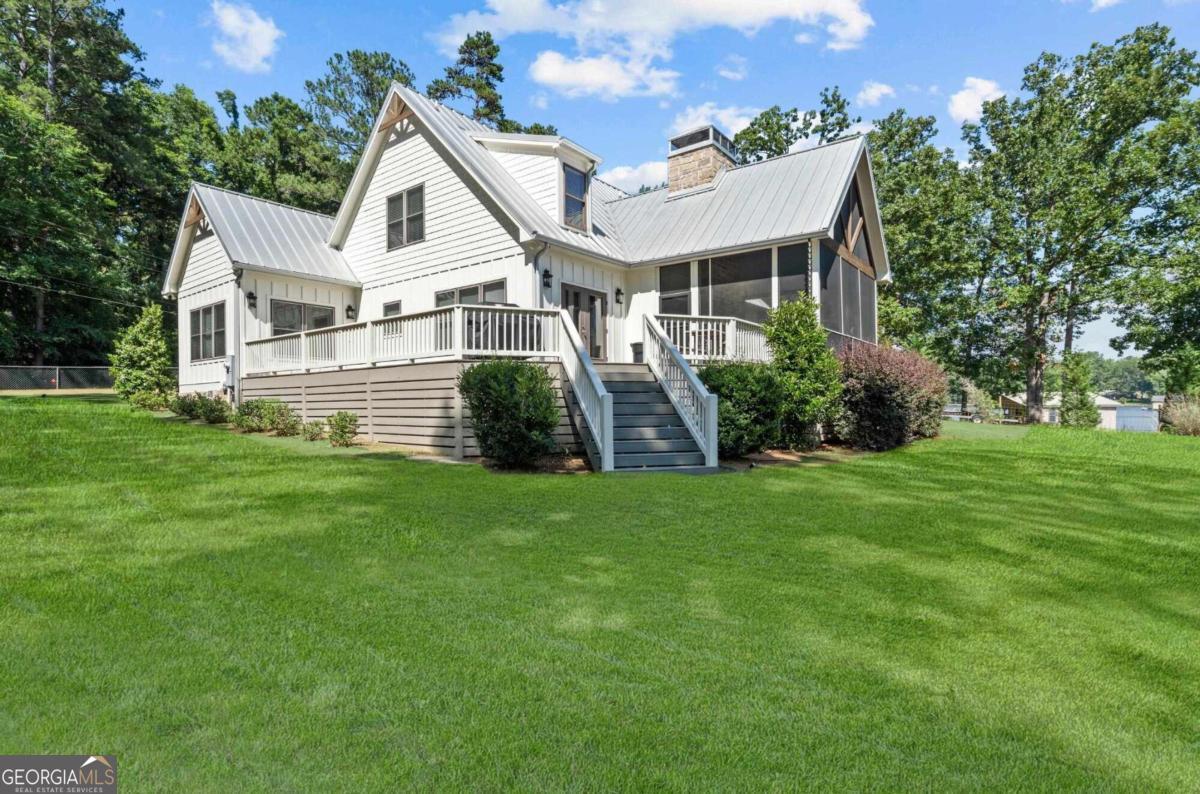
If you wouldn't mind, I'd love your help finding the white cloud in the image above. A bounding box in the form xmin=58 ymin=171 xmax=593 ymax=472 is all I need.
xmin=1062 ymin=0 xmax=1124 ymax=10
xmin=531 ymin=92 xmax=549 ymax=110
xmin=794 ymin=32 xmax=815 ymax=44
xmin=671 ymin=102 xmax=761 ymax=136
xmin=948 ymin=77 xmax=1004 ymax=124
xmin=855 ymin=80 xmax=895 ymax=107
xmin=598 ymin=161 xmax=669 ymax=193
xmin=529 ymin=51 xmax=680 ymax=100
xmin=716 ymin=54 xmax=748 ymax=81
xmin=437 ymin=0 xmax=873 ymax=98
xmin=209 ymin=1 xmax=282 ymax=74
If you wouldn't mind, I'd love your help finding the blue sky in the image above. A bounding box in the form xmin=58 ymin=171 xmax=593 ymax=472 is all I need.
xmin=121 ymin=0 xmax=1200 ymax=353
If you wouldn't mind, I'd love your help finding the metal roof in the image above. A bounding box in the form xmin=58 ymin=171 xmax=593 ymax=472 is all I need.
xmin=193 ymin=184 xmax=358 ymax=286
xmin=604 ymin=136 xmax=867 ymax=265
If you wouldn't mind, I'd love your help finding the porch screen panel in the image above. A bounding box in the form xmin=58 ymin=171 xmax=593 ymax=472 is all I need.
xmin=658 ymin=262 xmax=691 ymax=315
xmin=842 ymin=260 xmax=861 ymax=339
xmin=819 ymin=244 xmax=841 ymax=332
xmin=859 ymin=269 xmax=877 ymax=342
xmin=778 ymin=243 xmax=809 ymax=304
xmin=711 ymin=249 xmax=772 ymax=324
xmin=697 ymin=259 xmax=710 ymax=315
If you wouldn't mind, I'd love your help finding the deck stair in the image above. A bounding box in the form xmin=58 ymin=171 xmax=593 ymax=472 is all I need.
xmin=593 ymin=363 xmax=712 ymax=472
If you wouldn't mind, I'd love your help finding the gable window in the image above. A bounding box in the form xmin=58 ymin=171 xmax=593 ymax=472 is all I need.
xmin=189 ymin=302 xmax=226 ymax=362
xmin=382 ymin=301 xmax=402 ymax=317
xmin=435 ymin=280 xmax=507 ymax=307
xmin=658 ymin=263 xmax=691 ymax=315
xmin=271 ymin=299 xmax=335 ymax=336
xmin=386 ymin=184 xmax=425 ymax=250
xmin=563 ymin=165 xmax=588 ymax=232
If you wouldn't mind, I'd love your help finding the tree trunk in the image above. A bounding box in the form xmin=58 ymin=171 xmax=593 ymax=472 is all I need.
xmin=33 ymin=288 xmax=45 ymax=367
xmin=1026 ymin=357 xmax=1045 ymax=425
xmin=1063 ymin=279 xmax=1076 ymax=355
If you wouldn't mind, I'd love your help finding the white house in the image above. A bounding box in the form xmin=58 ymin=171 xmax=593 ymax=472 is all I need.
xmin=1000 ymin=393 xmax=1123 ymax=429
xmin=163 ymin=84 xmax=889 ymax=472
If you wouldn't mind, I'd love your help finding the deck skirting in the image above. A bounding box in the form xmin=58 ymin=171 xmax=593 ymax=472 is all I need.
xmin=241 ymin=360 xmax=583 ymax=458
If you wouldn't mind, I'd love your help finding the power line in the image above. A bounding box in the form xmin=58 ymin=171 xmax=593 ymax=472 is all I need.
xmin=0 ymin=276 xmax=176 ymax=314
xmin=0 ymin=216 xmax=175 ymax=276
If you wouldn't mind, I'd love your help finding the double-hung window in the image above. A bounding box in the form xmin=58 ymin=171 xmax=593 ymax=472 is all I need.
xmin=271 ymin=300 xmax=335 ymax=336
xmin=563 ymin=165 xmax=588 ymax=232
xmin=386 ymin=185 xmax=425 ymax=250
xmin=189 ymin=302 xmax=226 ymax=362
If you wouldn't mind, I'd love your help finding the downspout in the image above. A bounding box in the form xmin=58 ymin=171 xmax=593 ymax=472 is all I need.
xmin=231 ymin=268 xmax=243 ymax=406
xmin=532 ymin=240 xmax=550 ymax=308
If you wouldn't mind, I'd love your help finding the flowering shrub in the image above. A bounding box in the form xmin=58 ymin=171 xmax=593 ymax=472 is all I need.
xmin=302 ymin=421 xmax=324 ymax=442
xmin=326 ymin=411 xmax=359 ymax=447
xmin=836 ymin=344 xmax=948 ymax=450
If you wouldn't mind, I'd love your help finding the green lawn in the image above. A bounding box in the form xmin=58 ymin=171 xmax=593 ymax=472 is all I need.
xmin=1 ymin=397 xmax=1197 ymax=791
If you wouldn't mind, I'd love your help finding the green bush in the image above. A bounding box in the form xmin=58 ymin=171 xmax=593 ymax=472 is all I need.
xmin=271 ymin=404 xmax=301 ymax=437
xmin=1060 ymin=353 xmax=1101 ymax=428
xmin=109 ymin=304 xmax=177 ymax=408
xmin=836 ymin=344 xmax=948 ymax=451
xmin=457 ymin=360 xmax=559 ymax=467
xmin=326 ymin=411 xmax=359 ymax=447
xmin=169 ymin=392 xmax=202 ymax=419
xmin=764 ymin=298 xmax=843 ymax=450
xmin=699 ymin=362 xmax=785 ymax=458
xmin=195 ymin=394 xmax=232 ymax=424
xmin=302 ymin=421 xmax=324 ymax=442
xmin=232 ymin=399 xmax=272 ymax=432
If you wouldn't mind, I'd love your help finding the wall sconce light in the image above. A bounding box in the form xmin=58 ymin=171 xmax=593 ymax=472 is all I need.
xmin=346 ymin=304 xmax=357 ymax=321
xmin=246 ymin=291 xmax=257 ymax=310
xmin=614 ymin=288 xmax=624 ymax=305
xmin=541 ymin=268 xmax=552 ymax=289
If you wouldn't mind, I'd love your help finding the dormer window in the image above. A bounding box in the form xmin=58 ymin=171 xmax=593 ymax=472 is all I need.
xmin=563 ymin=164 xmax=588 ymax=232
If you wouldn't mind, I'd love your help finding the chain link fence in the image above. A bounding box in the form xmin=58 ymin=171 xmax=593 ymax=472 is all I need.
xmin=1 ymin=366 xmax=103 ymax=390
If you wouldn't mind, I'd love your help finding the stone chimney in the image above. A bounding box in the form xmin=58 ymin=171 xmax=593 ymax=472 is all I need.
xmin=667 ymin=125 xmax=738 ymax=192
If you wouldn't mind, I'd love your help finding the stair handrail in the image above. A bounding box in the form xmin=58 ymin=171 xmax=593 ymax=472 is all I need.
xmin=643 ymin=314 xmax=719 ymax=469
xmin=556 ymin=309 xmax=613 ymax=472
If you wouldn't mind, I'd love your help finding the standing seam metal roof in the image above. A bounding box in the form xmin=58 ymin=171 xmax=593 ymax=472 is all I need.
xmin=192 ymin=184 xmax=358 ymax=285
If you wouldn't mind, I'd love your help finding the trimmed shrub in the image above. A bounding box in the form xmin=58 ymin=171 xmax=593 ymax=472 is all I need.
xmin=763 ymin=298 xmax=843 ymax=450
xmin=109 ymin=304 xmax=177 ymax=408
xmin=302 ymin=421 xmax=324 ymax=442
xmin=1162 ymin=397 xmax=1200 ymax=436
xmin=457 ymin=360 xmax=559 ymax=467
xmin=170 ymin=392 xmax=202 ymax=419
xmin=232 ymin=399 xmax=272 ymax=432
xmin=836 ymin=344 xmax=948 ymax=451
xmin=699 ymin=362 xmax=785 ymax=458
xmin=1060 ymin=353 xmax=1100 ymax=428
xmin=195 ymin=394 xmax=232 ymax=424
xmin=326 ymin=411 xmax=359 ymax=447
xmin=271 ymin=404 xmax=301 ymax=437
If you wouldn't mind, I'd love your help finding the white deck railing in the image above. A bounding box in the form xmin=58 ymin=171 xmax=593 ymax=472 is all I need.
xmin=643 ymin=315 xmax=718 ymax=469
xmin=655 ymin=314 xmax=771 ymax=363
xmin=243 ymin=305 xmax=615 ymax=471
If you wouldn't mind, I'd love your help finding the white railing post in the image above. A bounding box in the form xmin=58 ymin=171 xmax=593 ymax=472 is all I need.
xmin=601 ymin=393 xmax=614 ymax=472
xmin=726 ymin=319 xmax=737 ymax=360
xmin=452 ymin=305 xmax=464 ymax=358
xmin=704 ymin=392 xmax=718 ymax=468
xmin=367 ymin=320 xmax=376 ymax=366
xmin=301 ymin=330 xmax=308 ymax=372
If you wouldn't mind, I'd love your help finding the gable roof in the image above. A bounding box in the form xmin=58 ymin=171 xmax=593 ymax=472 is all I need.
xmin=604 ymin=136 xmax=881 ymax=268
xmin=164 ymin=184 xmax=358 ymax=295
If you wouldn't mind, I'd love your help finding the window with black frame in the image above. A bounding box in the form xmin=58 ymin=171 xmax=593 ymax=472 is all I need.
xmin=271 ymin=300 xmax=335 ymax=336
xmin=563 ymin=165 xmax=588 ymax=231
xmin=386 ymin=184 xmax=425 ymax=250
xmin=434 ymin=279 xmax=507 ymax=308
xmin=189 ymin=302 xmax=226 ymax=361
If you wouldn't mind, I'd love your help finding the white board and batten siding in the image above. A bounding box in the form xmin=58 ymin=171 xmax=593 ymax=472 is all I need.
xmin=238 ymin=271 xmax=358 ymax=343
xmin=537 ymin=248 xmax=633 ymax=361
xmin=341 ymin=122 xmax=530 ymax=319
xmin=177 ymin=227 xmax=237 ymax=393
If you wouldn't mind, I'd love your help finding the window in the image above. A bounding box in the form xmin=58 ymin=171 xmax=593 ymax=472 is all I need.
xmin=271 ymin=300 xmax=335 ymax=336
xmin=386 ymin=184 xmax=425 ymax=250
xmin=658 ymin=263 xmax=691 ymax=315
xmin=383 ymin=301 xmax=402 ymax=317
xmin=778 ymin=244 xmax=809 ymax=304
xmin=711 ymin=249 xmax=772 ymax=324
xmin=189 ymin=302 xmax=226 ymax=361
xmin=435 ymin=280 xmax=507 ymax=307
xmin=819 ymin=244 xmax=842 ymax=333
xmin=563 ymin=165 xmax=588 ymax=232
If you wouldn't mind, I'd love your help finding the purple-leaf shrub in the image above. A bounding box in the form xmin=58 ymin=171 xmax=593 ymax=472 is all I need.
xmin=836 ymin=344 xmax=948 ymax=450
